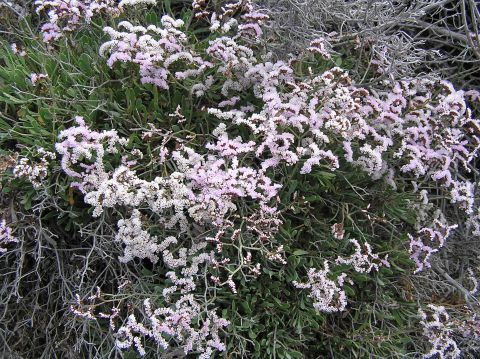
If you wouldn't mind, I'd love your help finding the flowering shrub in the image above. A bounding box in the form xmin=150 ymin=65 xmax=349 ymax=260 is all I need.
xmin=1 ymin=0 xmax=480 ymax=358
xmin=419 ymin=305 xmax=461 ymax=359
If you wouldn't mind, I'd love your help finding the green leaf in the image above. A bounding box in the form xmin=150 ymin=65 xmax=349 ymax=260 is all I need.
xmin=344 ymin=285 xmax=355 ymax=296
xmin=286 ymin=350 xmax=303 ymax=359
xmin=164 ymin=0 xmax=172 ymax=14
xmin=146 ymin=11 xmax=159 ymax=24
xmin=141 ymin=268 xmax=153 ymax=276
xmin=45 ymin=58 xmax=58 ymax=80
xmin=39 ymin=108 xmax=53 ymax=121
xmin=240 ymin=301 xmax=252 ymax=315
xmin=78 ymin=53 xmax=94 ymax=76
xmin=292 ymin=249 xmax=309 ymax=256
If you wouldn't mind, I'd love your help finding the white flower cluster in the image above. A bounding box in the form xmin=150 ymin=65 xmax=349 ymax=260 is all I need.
xmin=100 ymin=16 xmax=212 ymax=89
xmin=266 ymin=245 xmax=287 ymax=265
xmin=172 ymin=146 xmax=280 ymax=227
xmin=29 ymin=73 xmax=48 ymax=86
xmin=335 ymin=239 xmax=390 ymax=274
xmin=118 ymin=0 xmax=156 ymax=8
xmin=116 ymin=296 xmax=229 ymax=358
xmin=204 ymin=0 xmax=266 ymax=39
xmin=468 ymin=206 xmax=480 ymax=238
xmin=10 ymin=43 xmax=26 ymax=57
xmin=116 ymin=210 xmax=161 ymax=263
xmin=300 ymin=142 xmax=338 ymax=174
xmin=55 ymin=116 xmax=127 ymax=183
xmin=69 ymin=293 xmax=96 ymax=320
xmin=294 ymin=239 xmax=389 ymax=312
xmin=192 ymin=0 xmax=208 ymax=18
xmin=113 ymin=233 xmax=223 ymax=358
xmin=209 ymin=12 xmax=238 ymax=34
xmin=307 ymin=38 xmax=331 ymax=60
xmin=450 ymin=180 xmax=475 ymax=214
xmin=409 ymin=220 xmax=458 ymax=274
xmin=293 ymin=261 xmax=348 ymax=313
xmin=419 ymin=305 xmax=461 ymax=359
xmin=70 ymin=288 xmax=120 ymax=331
xmin=331 ymin=222 xmax=345 ymax=240
xmin=35 ymin=0 xmax=121 ymax=42
xmin=13 ymin=148 xmax=56 ymax=188
xmin=83 ymin=165 xmax=192 ymax=227
xmin=71 ymin=227 xmax=223 ymax=358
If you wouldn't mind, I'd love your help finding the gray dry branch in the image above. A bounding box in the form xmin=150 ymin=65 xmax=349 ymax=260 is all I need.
xmin=257 ymin=0 xmax=480 ymax=88
xmin=0 ymin=189 xmax=146 ymax=358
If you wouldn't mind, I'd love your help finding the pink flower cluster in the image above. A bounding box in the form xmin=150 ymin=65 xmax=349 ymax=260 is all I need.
xmin=70 ymin=236 xmax=228 ymax=358
xmin=55 ymin=116 xmax=127 ymax=191
xmin=56 ymin=115 xmax=281 ymax=231
xmin=408 ymin=220 xmax=458 ymax=274
xmin=419 ymin=305 xmax=461 ymax=359
xmin=10 ymin=43 xmax=26 ymax=57
xmin=206 ymin=0 xmax=268 ymax=39
xmin=35 ymin=0 xmax=121 ymax=42
xmin=57 ymin=116 xmax=283 ymax=356
xmin=0 ymin=219 xmax=17 ymax=254
xmin=308 ymin=38 xmax=331 ymax=60
xmin=116 ymin=297 xmax=229 ymax=358
xmin=335 ymin=239 xmax=390 ymax=274
xmin=99 ymin=1 xmax=269 ymax=92
xmin=115 ymin=228 xmax=228 ymax=358
xmin=100 ymin=17 xmax=213 ymax=89
xmin=13 ymin=148 xmax=56 ymax=188
xmin=293 ymin=261 xmax=348 ymax=313
xmin=30 ymin=73 xmax=48 ymax=86
xmin=173 ymin=144 xmax=280 ymax=226
xmin=294 ymin=238 xmax=388 ymax=313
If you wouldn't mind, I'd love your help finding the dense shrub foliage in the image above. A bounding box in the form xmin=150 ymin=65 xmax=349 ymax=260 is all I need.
xmin=0 ymin=1 xmax=479 ymax=358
